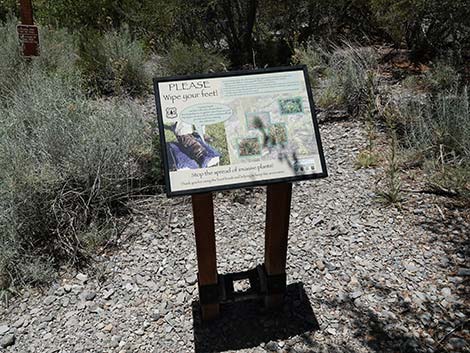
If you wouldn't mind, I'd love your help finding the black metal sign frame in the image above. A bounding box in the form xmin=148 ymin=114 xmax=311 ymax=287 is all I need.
xmin=153 ymin=65 xmax=327 ymax=197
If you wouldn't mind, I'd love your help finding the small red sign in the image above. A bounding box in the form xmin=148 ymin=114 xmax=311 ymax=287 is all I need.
xmin=17 ymin=24 xmax=39 ymax=56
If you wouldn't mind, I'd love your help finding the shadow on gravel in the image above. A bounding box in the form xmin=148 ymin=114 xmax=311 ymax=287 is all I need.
xmin=192 ymin=282 xmax=319 ymax=353
xmin=310 ymin=298 xmax=429 ymax=353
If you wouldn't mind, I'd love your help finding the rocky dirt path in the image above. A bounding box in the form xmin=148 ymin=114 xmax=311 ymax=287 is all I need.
xmin=1 ymin=114 xmax=468 ymax=353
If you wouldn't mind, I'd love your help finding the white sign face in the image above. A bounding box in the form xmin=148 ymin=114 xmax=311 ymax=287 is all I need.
xmin=154 ymin=66 xmax=327 ymax=196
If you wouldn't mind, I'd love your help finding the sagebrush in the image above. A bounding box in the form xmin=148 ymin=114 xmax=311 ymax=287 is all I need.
xmin=78 ymin=27 xmax=150 ymax=96
xmin=0 ymin=68 xmax=152 ymax=288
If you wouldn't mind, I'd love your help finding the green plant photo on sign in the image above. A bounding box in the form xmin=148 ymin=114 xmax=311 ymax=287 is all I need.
xmin=279 ymin=97 xmax=304 ymax=115
xmin=268 ymin=123 xmax=288 ymax=146
xmin=237 ymin=136 xmax=263 ymax=157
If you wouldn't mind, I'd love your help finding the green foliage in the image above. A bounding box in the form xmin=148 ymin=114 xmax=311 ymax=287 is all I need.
xmin=160 ymin=42 xmax=228 ymax=76
xmin=34 ymin=27 xmax=81 ymax=81
xmin=403 ymin=62 xmax=462 ymax=93
xmin=0 ymin=18 xmax=81 ymax=98
xmin=291 ymin=42 xmax=328 ymax=86
xmin=370 ymin=0 xmax=470 ymax=60
xmin=316 ymin=82 xmax=343 ymax=109
xmin=297 ymin=42 xmax=378 ymax=115
xmin=260 ymin=0 xmax=379 ymax=47
xmin=35 ymin=0 xmax=128 ymax=32
xmin=205 ymin=123 xmax=230 ymax=166
xmin=4 ymin=0 xmax=468 ymax=65
xmin=398 ymin=88 xmax=470 ymax=161
xmin=329 ymin=44 xmax=378 ymax=115
xmin=0 ymin=69 xmax=152 ymax=288
xmin=428 ymin=164 xmax=470 ymax=199
xmin=395 ymin=62 xmax=469 ymax=198
xmin=422 ymin=62 xmax=461 ymax=93
xmin=377 ymin=114 xmax=402 ymax=204
xmin=78 ymin=27 xmax=149 ymax=96
xmin=0 ymin=17 xmax=24 ymax=97
xmin=0 ymin=0 xmax=16 ymax=22
xmin=356 ymin=150 xmax=379 ymax=169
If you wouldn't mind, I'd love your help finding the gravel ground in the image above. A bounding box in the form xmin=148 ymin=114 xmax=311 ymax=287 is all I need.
xmin=0 ymin=113 xmax=468 ymax=353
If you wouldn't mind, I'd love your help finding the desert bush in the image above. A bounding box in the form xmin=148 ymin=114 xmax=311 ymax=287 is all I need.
xmin=430 ymin=164 xmax=470 ymax=198
xmin=78 ymin=27 xmax=150 ymax=96
xmin=328 ymin=44 xmax=378 ymax=115
xmin=0 ymin=70 xmax=152 ymax=288
xmin=421 ymin=62 xmax=462 ymax=93
xmin=160 ymin=41 xmax=228 ymax=76
xmin=395 ymin=85 xmax=469 ymax=197
xmin=0 ymin=18 xmax=26 ymax=97
xmin=398 ymin=88 xmax=469 ymax=160
xmin=296 ymin=42 xmax=378 ymax=114
xmin=402 ymin=62 xmax=462 ymax=93
xmin=34 ymin=26 xmax=81 ymax=82
xmin=370 ymin=0 xmax=470 ymax=60
xmin=291 ymin=41 xmax=328 ymax=86
xmin=0 ymin=18 xmax=81 ymax=98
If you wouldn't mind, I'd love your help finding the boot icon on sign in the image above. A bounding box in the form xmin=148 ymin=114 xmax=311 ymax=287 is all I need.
xmin=166 ymin=107 xmax=178 ymax=119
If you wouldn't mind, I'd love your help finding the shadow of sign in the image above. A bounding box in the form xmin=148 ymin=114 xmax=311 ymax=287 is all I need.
xmin=192 ymin=282 xmax=319 ymax=353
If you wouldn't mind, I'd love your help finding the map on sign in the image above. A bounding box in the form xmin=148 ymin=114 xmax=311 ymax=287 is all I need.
xmin=154 ymin=66 xmax=327 ymax=196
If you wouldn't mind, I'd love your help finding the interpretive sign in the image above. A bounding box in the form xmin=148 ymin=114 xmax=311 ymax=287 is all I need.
xmin=17 ymin=24 xmax=39 ymax=56
xmin=154 ymin=66 xmax=327 ymax=196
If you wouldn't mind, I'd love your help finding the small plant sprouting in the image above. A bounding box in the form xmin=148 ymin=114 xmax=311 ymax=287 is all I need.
xmin=365 ymin=71 xmax=378 ymax=152
xmin=356 ymin=149 xmax=379 ymax=169
xmin=356 ymin=71 xmax=379 ymax=169
xmin=377 ymin=109 xmax=403 ymax=204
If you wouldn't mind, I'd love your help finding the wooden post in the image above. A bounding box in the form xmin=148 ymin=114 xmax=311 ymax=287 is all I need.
xmin=264 ymin=182 xmax=292 ymax=307
xmin=192 ymin=192 xmax=220 ymax=320
xmin=19 ymin=0 xmax=34 ymax=25
xmin=18 ymin=0 xmax=39 ymax=56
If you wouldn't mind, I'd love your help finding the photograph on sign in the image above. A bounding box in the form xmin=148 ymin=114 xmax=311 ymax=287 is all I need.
xmin=154 ymin=66 xmax=327 ymax=196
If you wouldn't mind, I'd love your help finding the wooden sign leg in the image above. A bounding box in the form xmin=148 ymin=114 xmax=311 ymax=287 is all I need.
xmin=264 ymin=183 xmax=292 ymax=307
xmin=191 ymin=193 xmax=220 ymax=320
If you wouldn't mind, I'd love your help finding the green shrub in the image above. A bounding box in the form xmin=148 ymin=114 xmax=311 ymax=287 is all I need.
xmin=291 ymin=42 xmax=328 ymax=86
xmin=0 ymin=70 xmax=152 ymax=288
xmin=427 ymin=162 xmax=470 ymax=198
xmin=0 ymin=18 xmax=25 ymax=97
xmin=402 ymin=62 xmax=462 ymax=93
xmin=398 ymin=88 xmax=470 ymax=160
xmin=0 ymin=18 xmax=81 ymax=98
xmin=396 ymin=86 xmax=469 ymax=197
xmin=297 ymin=42 xmax=378 ymax=114
xmin=377 ymin=113 xmax=403 ymax=204
xmin=316 ymin=72 xmax=344 ymax=109
xmin=0 ymin=1 xmax=16 ymax=22
xmin=370 ymin=0 xmax=470 ymax=60
xmin=34 ymin=27 xmax=81 ymax=82
xmin=422 ymin=62 xmax=461 ymax=93
xmin=160 ymin=41 xmax=228 ymax=76
xmin=328 ymin=43 xmax=378 ymax=115
xmin=355 ymin=150 xmax=379 ymax=169
xmin=78 ymin=27 xmax=150 ymax=96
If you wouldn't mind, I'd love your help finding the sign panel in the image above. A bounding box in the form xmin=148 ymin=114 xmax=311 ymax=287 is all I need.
xmin=17 ymin=24 xmax=39 ymax=43
xmin=154 ymin=66 xmax=327 ymax=196
xmin=17 ymin=24 xmax=39 ymax=56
